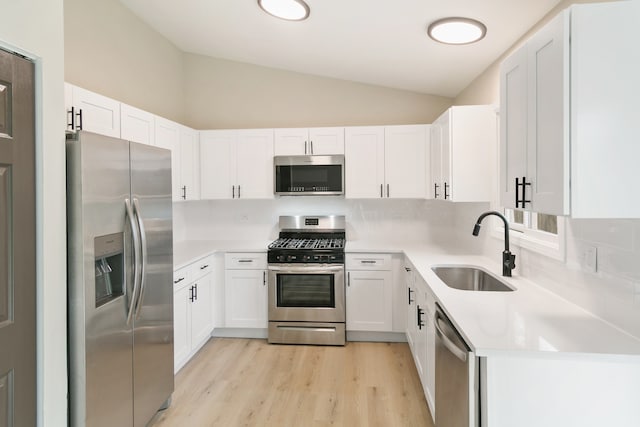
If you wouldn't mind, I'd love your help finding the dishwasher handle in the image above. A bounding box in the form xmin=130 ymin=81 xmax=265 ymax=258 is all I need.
xmin=434 ymin=310 xmax=468 ymax=363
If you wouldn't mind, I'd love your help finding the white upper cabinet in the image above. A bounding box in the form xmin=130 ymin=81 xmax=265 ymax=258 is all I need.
xmin=179 ymin=126 xmax=200 ymax=201
xmin=430 ymin=106 xmax=496 ymax=202
xmin=274 ymin=127 xmax=344 ymax=155
xmin=501 ymin=2 xmax=640 ymax=218
xmin=120 ymin=104 xmax=155 ymax=146
xmin=345 ymin=125 xmax=428 ymax=199
xmin=344 ymin=126 xmax=385 ymax=198
xmin=384 ymin=125 xmax=428 ymax=199
xmin=154 ymin=117 xmax=182 ymax=202
xmin=500 ymin=11 xmax=568 ymax=215
xmin=65 ymin=83 xmax=121 ymax=138
xmin=200 ymin=129 xmax=274 ymax=200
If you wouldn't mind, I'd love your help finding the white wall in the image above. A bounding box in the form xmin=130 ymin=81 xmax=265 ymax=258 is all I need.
xmin=0 ymin=1 xmax=66 ymax=426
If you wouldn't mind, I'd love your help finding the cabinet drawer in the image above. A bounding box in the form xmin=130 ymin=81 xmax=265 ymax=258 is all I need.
xmin=225 ymin=253 xmax=267 ymax=270
xmin=173 ymin=266 xmax=191 ymax=289
xmin=345 ymin=253 xmax=392 ymax=270
xmin=192 ymin=255 xmax=214 ymax=280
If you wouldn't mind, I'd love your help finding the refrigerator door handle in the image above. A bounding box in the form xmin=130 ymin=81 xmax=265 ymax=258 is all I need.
xmin=125 ymin=198 xmax=141 ymax=326
xmin=132 ymin=198 xmax=148 ymax=319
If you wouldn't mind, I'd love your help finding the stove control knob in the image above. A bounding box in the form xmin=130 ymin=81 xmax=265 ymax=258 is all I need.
xmin=313 ymin=255 xmax=320 ymax=261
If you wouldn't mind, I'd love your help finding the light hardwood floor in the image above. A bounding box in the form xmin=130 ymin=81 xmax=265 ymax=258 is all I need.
xmin=150 ymin=338 xmax=434 ymax=427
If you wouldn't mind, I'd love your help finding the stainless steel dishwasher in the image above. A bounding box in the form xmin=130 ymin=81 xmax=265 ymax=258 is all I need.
xmin=434 ymin=303 xmax=478 ymax=427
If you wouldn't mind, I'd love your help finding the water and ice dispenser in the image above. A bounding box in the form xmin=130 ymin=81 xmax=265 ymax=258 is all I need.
xmin=94 ymin=232 xmax=124 ymax=307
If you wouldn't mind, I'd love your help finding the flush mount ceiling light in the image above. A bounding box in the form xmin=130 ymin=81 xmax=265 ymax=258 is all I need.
xmin=427 ymin=17 xmax=487 ymax=45
xmin=258 ymin=0 xmax=310 ymax=21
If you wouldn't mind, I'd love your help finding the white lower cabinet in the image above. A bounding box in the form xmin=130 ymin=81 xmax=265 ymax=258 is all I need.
xmin=224 ymin=253 xmax=268 ymax=329
xmin=346 ymin=254 xmax=393 ymax=332
xmin=173 ymin=255 xmax=214 ymax=373
xmin=405 ymin=259 xmax=436 ymax=421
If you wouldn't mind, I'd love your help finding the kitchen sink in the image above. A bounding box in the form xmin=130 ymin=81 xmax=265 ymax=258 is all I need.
xmin=431 ymin=266 xmax=514 ymax=292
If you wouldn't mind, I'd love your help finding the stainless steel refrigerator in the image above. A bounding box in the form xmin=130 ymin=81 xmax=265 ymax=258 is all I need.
xmin=66 ymin=130 xmax=174 ymax=427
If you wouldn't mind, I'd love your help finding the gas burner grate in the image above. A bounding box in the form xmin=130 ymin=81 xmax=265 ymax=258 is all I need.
xmin=268 ymin=237 xmax=345 ymax=250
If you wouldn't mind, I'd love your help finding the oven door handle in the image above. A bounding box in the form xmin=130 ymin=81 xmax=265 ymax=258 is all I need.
xmin=267 ymin=265 xmax=344 ymax=273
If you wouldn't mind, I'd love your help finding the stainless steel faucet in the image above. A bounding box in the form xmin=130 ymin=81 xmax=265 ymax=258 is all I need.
xmin=472 ymin=211 xmax=516 ymax=277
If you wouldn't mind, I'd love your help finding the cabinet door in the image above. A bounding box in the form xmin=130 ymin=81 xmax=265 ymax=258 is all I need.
xmin=527 ymin=12 xmax=570 ymax=216
xmin=70 ymin=85 xmax=121 ymax=137
xmin=190 ymin=275 xmax=212 ymax=351
xmin=309 ymin=127 xmax=345 ymax=155
xmin=413 ymin=286 xmax=427 ymax=382
xmin=424 ymin=288 xmax=436 ymax=415
xmin=180 ymin=126 xmax=200 ymax=201
xmin=429 ymin=122 xmax=442 ymax=200
xmin=384 ymin=125 xmax=428 ymax=198
xmin=344 ymin=126 xmax=385 ymax=198
xmin=405 ymin=266 xmax=417 ymax=350
xmin=155 ymin=117 xmax=182 ymax=202
xmin=120 ymin=104 xmax=155 ymax=146
xmin=440 ymin=113 xmax=452 ymax=201
xmin=274 ymin=128 xmax=308 ymax=155
xmin=173 ymin=285 xmax=191 ymax=373
xmin=236 ymin=129 xmax=274 ymax=199
xmin=200 ymin=130 xmax=236 ymax=200
xmin=224 ymin=269 xmax=267 ymax=328
xmin=346 ymin=270 xmax=393 ymax=332
xmin=499 ymin=47 xmax=528 ymax=210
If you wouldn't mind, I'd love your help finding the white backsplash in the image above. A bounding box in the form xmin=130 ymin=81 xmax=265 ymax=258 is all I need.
xmin=175 ymin=199 xmax=640 ymax=339
xmin=174 ymin=198 xmax=463 ymax=246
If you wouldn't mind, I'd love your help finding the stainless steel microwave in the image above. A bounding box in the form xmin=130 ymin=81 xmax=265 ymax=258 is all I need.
xmin=274 ymin=155 xmax=344 ymax=196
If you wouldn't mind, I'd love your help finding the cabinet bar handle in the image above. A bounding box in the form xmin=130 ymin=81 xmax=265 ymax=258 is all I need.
xmin=182 ymin=185 xmax=187 ymax=200
xmin=232 ymin=185 xmax=235 ymax=199
xmin=522 ymin=177 xmax=531 ymax=207
xmin=434 ymin=183 xmax=439 ymax=199
xmin=444 ymin=182 xmax=450 ymax=200
xmin=310 ymin=141 xmax=314 ymax=154
xmin=76 ymin=109 xmax=83 ymax=130
xmin=189 ymin=285 xmax=195 ymax=302
xmin=304 ymin=141 xmax=308 ymax=154
xmin=404 ymin=266 xmax=412 ymax=272
xmin=360 ymin=260 xmax=376 ymax=264
xmin=417 ymin=305 xmax=424 ymax=330
xmin=194 ymin=283 xmax=198 ymax=300
xmin=263 ymin=271 xmax=266 ymax=286
xmin=67 ymin=107 xmax=75 ymax=130
xmin=380 ymin=184 xmax=383 ymax=198
xmin=200 ymin=264 xmax=209 ymax=270
xmin=347 ymin=272 xmax=351 ymax=287
xmin=238 ymin=185 xmax=241 ymax=199
xmin=174 ymin=277 xmax=184 ymax=284
xmin=387 ymin=184 xmax=390 ymax=198
xmin=408 ymin=287 xmax=414 ymax=305
xmin=238 ymin=259 xmax=253 ymax=263
xmin=515 ymin=177 xmax=520 ymax=208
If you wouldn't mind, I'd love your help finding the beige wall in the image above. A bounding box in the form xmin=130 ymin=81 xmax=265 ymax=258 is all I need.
xmin=64 ymin=0 xmax=452 ymax=129
xmin=183 ymin=54 xmax=452 ymax=129
xmin=454 ymin=0 xmax=616 ymax=105
xmin=64 ymin=0 xmax=185 ymax=122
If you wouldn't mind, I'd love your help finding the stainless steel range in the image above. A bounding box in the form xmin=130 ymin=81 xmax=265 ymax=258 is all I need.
xmin=267 ymin=215 xmax=346 ymax=346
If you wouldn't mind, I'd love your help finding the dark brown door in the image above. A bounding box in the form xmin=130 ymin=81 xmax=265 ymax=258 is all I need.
xmin=0 ymin=49 xmax=36 ymax=426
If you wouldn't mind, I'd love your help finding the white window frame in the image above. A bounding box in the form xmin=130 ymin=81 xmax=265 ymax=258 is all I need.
xmin=492 ymin=209 xmax=566 ymax=261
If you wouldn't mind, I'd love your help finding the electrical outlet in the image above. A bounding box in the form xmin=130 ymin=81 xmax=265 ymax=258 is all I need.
xmin=584 ymin=245 xmax=597 ymax=273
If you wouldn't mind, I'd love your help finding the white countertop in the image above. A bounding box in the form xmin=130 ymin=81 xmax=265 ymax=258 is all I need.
xmin=173 ymin=240 xmax=268 ymax=270
xmin=404 ymin=250 xmax=640 ymax=359
xmin=174 ymin=239 xmax=640 ymax=359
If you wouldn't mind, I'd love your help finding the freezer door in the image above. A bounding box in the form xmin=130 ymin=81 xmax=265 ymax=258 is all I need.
xmin=67 ymin=131 xmax=135 ymax=427
xmin=129 ymin=142 xmax=174 ymax=426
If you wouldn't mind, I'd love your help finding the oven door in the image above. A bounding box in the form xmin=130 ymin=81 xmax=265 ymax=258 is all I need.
xmin=268 ymin=264 xmax=345 ymax=323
